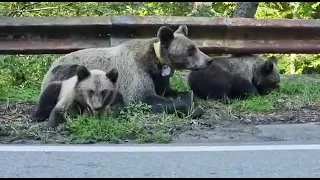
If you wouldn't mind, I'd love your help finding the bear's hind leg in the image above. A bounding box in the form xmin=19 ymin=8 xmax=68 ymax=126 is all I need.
xmin=175 ymin=91 xmax=205 ymax=119
xmin=143 ymin=94 xmax=204 ymax=118
xmin=163 ymin=89 xmax=205 ymax=119
xmin=154 ymin=80 xmax=205 ymax=119
xmin=143 ymin=94 xmax=188 ymax=117
xmin=229 ymin=77 xmax=259 ymax=99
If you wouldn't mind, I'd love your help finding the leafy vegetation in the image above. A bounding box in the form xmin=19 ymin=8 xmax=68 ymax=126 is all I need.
xmin=1 ymin=2 xmax=320 ymax=144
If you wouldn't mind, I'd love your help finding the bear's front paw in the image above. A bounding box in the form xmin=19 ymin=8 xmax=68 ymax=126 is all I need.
xmin=41 ymin=122 xmax=59 ymax=131
xmin=30 ymin=112 xmax=48 ymax=122
xmin=189 ymin=106 xmax=205 ymax=119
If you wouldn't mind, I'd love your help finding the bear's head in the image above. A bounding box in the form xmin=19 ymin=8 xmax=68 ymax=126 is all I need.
xmin=253 ymin=56 xmax=280 ymax=95
xmin=75 ymin=65 xmax=119 ymax=113
xmin=154 ymin=25 xmax=213 ymax=71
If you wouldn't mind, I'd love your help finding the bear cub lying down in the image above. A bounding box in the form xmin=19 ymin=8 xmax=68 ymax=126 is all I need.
xmin=188 ymin=54 xmax=281 ymax=100
xmin=32 ymin=64 xmax=120 ymax=128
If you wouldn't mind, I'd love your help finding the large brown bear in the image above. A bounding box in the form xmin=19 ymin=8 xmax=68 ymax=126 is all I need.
xmin=38 ymin=25 xmax=213 ymax=121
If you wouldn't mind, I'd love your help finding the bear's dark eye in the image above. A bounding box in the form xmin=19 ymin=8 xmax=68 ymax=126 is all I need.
xmin=101 ymin=90 xmax=107 ymax=97
xmin=88 ymin=90 xmax=94 ymax=96
xmin=187 ymin=45 xmax=196 ymax=56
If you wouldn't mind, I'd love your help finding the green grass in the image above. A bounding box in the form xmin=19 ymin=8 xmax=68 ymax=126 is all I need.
xmin=0 ymin=86 xmax=39 ymax=102
xmin=1 ymin=72 xmax=320 ymax=144
xmin=169 ymin=72 xmax=190 ymax=91
xmin=64 ymin=101 xmax=187 ymax=144
xmin=233 ymin=78 xmax=320 ymax=112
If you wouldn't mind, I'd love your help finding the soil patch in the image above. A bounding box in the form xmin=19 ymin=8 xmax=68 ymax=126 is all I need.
xmin=171 ymin=104 xmax=320 ymax=144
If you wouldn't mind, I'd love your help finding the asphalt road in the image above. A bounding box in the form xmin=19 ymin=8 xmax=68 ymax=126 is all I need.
xmin=1 ymin=143 xmax=320 ymax=178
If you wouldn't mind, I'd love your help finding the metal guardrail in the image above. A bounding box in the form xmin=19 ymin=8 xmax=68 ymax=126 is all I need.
xmin=0 ymin=16 xmax=320 ymax=55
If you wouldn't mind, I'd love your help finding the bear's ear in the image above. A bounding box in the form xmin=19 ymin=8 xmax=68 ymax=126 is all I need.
xmin=174 ymin=25 xmax=188 ymax=37
xmin=76 ymin=65 xmax=91 ymax=81
xmin=268 ymin=56 xmax=278 ymax=65
xmin=106 ymin=68 xmax=119 ymax=84
xmin=261 ymin=58 xmax=276 ymax=75
xmin=157 ymin=26 xmax=174 ymax=48
xmin=68 ymin=64 xmax=82 ymax=73
xmin=52 ymin=64 xmax=79 ymax=75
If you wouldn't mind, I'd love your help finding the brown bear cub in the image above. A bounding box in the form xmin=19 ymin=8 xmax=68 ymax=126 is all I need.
xmin=188 ymin=54 xmax=281 ymax=100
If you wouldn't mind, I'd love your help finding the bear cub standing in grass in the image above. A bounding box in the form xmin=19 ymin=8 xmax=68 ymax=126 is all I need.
xmin=188 ymin=54 xmax=281 ymax=100
xmin=40 ymin=25 xmax=213 ymax=119
xmin=32 ymin=64 xmax=121 ymax=129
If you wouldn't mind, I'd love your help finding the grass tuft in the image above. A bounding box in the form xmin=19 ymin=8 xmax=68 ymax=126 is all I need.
xmin=65 ymin=102 xmax=185 ymax=144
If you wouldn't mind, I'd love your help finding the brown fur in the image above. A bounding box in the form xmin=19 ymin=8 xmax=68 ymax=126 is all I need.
xmin=188 ymin=54 xmax=280 ymax=100
xmin=32 ymin=65 xmax=120 ymax=128
xmin=40 ymin=25 xmax=212 ymax=118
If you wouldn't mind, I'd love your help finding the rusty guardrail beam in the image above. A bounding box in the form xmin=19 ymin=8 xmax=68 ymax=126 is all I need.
xmin=0 ymin=16 xmax=320 ymax=55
